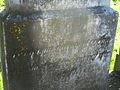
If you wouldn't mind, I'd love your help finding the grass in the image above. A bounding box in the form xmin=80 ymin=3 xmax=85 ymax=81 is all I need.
xmin=0 ymin=73 xmax=3 ymax=90
xmin=110 ymin=1 xmax=120 ymax=71
xmin=0 ymin=0 xmax=4 ymax=11
xmin=0 ymin=0 xmax=4 ymax=88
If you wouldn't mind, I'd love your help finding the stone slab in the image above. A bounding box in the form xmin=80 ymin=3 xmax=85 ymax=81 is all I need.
xmin=1 ymin=6 xmax=118 ymax=90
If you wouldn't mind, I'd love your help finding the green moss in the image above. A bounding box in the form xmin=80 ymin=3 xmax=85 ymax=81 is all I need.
xmin=0 ymin=73 xmax=3 ymax=90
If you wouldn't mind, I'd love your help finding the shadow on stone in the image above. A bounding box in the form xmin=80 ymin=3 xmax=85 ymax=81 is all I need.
xmin=108 ymin=71 xmax=120 ymax=90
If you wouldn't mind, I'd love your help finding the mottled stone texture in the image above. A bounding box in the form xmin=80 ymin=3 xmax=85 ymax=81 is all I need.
xmin=0 ymin=0 xmax=119 ymax=90
xmin=0 ymin=6 xmax=118 ymax=90
xmin=5 ymin=0 xmax=110 ymax=12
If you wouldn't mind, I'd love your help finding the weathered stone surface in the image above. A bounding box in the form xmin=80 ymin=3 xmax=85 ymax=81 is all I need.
xmin=5 ymin=0 xmax=110 ymax=12
xmin=1 ymin=6 xmax=118 ymax=90
xmin=0 ymin=11 xmax=9 ymax=90
xmin=0 ymin=0 xmax=118 ymax=90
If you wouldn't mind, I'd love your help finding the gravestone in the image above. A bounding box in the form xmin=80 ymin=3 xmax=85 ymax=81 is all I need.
xmin=0 ymin=0 xmax=118 ymax=90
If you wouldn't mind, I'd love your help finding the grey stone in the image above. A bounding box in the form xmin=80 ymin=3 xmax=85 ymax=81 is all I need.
xmin=0 ymin=0 xmax=119 ymax=90
xmin=0 ymin=6 xmax=118 ymax=90
xmin=5 ymin=0 xmax=110 ymax=13
xmin=0 ymin=11 xmax=9 ymax=90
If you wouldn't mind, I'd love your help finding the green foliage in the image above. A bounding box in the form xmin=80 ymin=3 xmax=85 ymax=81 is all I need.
xmin=0 ymin=0 xmax=4 ymax=11
xmin=110 ymin=0 xmax=120 ymax=71
xmin=0 ymin=73 xmax=3 ymax=90
xmin=0 ymin=0 xmax=4 ymax=89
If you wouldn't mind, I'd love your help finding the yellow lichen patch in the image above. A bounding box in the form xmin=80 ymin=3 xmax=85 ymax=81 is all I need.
xmin=13 ymin=23 xmax=16 ymax=25
xmin=10 ymin=22 xmax=26 ymax=42
xmin=16 ymin=36 xmax=21 ymax=41
xmin=9 ymin=22 xmax=28 ymax=57
xmin=15 ymin=29 xmax=18 ymax=32
xmin=21 ymin=47 xmax=26 ymax=51
xmin=16 ymin=36 xmax=20 ymax=39
xmin=17 ymin=54 xmax=20 ymax=57
xmin=20 ymin=52 xmax=23 ymax=56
